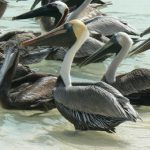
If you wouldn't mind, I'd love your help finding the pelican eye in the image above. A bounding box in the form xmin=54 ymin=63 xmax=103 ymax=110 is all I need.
xmin=64 ymin=23 xmax=72 ymax=32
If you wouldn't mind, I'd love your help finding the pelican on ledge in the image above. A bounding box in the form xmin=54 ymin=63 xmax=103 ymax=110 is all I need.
xmin=22 ymin=20 xmax=140 ymax=132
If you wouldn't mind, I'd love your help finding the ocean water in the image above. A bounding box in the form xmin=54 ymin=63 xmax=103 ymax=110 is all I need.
xmin=0 ymin=0 xmax=150 ymax=150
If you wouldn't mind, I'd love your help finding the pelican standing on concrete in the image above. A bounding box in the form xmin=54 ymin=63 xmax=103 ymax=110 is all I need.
xmin=80 ymin=32 xmax=150 ymax=106
xmin=23 ymin=20 xmax=139 ymax=132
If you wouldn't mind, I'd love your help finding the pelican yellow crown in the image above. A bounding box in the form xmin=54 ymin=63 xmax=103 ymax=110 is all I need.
xmin=70 ymin=19 xmax=89 ymax=39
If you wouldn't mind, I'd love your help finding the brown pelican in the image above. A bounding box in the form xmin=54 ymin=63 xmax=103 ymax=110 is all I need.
xmin=0 ymin=31 xmax=53 ymax=65
xmin=0 ymin=45 xmax=57 ymax=110
xmin=14 ymin=1 xmax=69 ymax=32
xmin=0 ymin=47 xmax=34 ymax=79
xmin=17 ymin=0 xmax=104 ymax=32
xmin=13 ymin=1 xmax=139 ymax=37
xmin=13 ymin=1 xmax=118 ymax=63
xmin=12 ymin=1 xmax=138 ymax=63
xmin=0 ymin=31 xmax=105 ymax=110
xmin=22 ymin=20 xmax=139 ymax=132
xmin=80 ymin=32 xmax=150 ymax=106
xmin=0 ymin=0 xmax=7 ymax=18
xmin=29 ymin=0 xmax=110 ymax=11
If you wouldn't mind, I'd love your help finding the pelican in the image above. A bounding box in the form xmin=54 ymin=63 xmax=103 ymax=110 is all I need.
xmin=12 ymin=1 xmax=138 ymax=63
xmin=29 ymin=0 xmax=110 ymax=11
xmin=13 ymin=1 xmax=139 ymax=37
xmin=0 ymin=31 xmax=53 ymax=65
xmin=16 ymin=0 xmax=107 ymax=32
xmin=0 ymin=0 xmax=7 ymax=18
xmin=80 ymin=32 xmax=150 ymax=106
xmin=22 ymin=20 xmax=139 ymax=132
xmin=0 ymin=45 xmax=58 ymax=110
xmin=14 ymin=1 xmax=69 ymax=32
xmin=13 ymin=1 xmax=118 ymax=63
xmin=0 ymin=48 xmax=33 ymax=79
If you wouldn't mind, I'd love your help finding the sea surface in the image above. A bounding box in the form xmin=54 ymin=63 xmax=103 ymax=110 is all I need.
xmin=0 ymin=0 xmax=150 ymax=150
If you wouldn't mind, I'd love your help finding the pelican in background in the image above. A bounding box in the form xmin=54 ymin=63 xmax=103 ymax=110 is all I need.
xmin=13 ymin=1 xmax=69 ymax=31
xmin=0 ymin=30 xmax=54 ymax=65
xmin=13 ymin=1 xmax=139 ymax=38
xmin=29 ymin=0 xmax=112 ymax=23
xmin=17 ymin=0 xmax=109 ymax=32
xmin=12 ymin=1 xmax=139 ymax=63
xmin=0 ymin=0 xmax=7 ymax=18
xmin=23 ymin=20 xmax=139 ymax=132
xmin=0 ymin=44 xmax=57 ymax=110
xmin=13 ymin=1 xmax=116 ymax=64
xmin=80 ymin=32 xmax=150 ymax=106
xmin=29 ymin=0 xmax=110 ymax=11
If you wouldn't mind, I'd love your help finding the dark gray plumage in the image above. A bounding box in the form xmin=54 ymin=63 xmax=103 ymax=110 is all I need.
xmin=46 ymin=37 xmax=106 ymax=62
xmin=108 ymin=69 xmax=150 ymax=96
xmin=109 ymin=69 xmax=150 ymax=106
xmin=80 ymin=32 xmax=150 ymax=106
xmin=54 ymin=77 xmax=138 ymax=132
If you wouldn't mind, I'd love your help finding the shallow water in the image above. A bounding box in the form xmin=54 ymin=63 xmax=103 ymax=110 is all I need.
xmin=0 ymin=0 xmax=150 ymax=150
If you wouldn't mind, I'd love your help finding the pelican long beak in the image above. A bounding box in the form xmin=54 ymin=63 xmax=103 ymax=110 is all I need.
xmin=12 ymin=3 xmax=60 ymax=20
xmin=79 ymin=35 xmax=120 ymax=67
xmin=0 ymin=46 xmax=19 ymax=86
xmin=22 ymin=22 xmax=76 ymax=48
xmin=129 ymin=38 xmax=150 ymax=56
xmin=140 ymin=26 xmax=150 ymax=37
